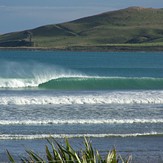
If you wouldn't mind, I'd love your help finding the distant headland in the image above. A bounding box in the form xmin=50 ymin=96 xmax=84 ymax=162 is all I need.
xmin=1 ymin=7 xmax=163 ymax=51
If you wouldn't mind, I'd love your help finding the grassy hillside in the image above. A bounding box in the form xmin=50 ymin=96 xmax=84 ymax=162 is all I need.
xmin=1 ymin=7 xmax=163 ymax=50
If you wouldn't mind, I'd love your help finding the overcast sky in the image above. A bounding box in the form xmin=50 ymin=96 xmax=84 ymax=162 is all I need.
xmin=1 ymin=0 xmax=163 ymax=34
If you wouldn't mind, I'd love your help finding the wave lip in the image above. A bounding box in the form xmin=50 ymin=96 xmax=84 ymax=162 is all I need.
xmin=0 ymin=119 xmax=163 ymax=125
xmin=0 ymin=132 xmax=161 ymax=140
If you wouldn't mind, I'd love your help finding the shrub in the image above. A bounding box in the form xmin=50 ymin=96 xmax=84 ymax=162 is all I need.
xmin=7 ymin=137 xmax=132 ymax=163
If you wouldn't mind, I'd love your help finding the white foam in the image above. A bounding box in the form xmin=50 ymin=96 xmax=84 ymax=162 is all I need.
xmin=0 ymin=79 xmax=38 ymax=88
xmin=0 ymin=61 xmax=86 ymax=88
xmin=0 ymin=119 xmax=163 ymax=125
xmin=0 ymin=91 xmax=163 ymax=105
xmin=0 ymin=132 xmax=160 ymax=140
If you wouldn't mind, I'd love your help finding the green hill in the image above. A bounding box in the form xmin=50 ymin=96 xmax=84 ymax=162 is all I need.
xmin=1 ymin=7 xmax=163 ymax=51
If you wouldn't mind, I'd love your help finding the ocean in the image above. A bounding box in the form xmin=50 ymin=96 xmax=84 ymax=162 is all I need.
xmin=0 ymin=50 xmax=163 ymax=162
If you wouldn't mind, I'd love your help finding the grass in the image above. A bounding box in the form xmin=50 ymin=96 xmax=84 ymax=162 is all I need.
xmin=7 ymin=137 xmax=132 ymax=163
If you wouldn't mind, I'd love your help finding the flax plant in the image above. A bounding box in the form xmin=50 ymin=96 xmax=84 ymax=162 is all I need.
xmin=7 ymin=137 xmax=132 ymax=163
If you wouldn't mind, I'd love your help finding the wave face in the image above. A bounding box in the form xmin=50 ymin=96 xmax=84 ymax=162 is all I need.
xmin=39 ymin=77 xmax=163 ymax=90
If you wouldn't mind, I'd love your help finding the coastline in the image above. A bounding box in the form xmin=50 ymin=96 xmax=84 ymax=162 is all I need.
xmin=1 ymin=45 xmax=163 ymax=52
xmin=1 ymin=7 xmax=163 ymax=54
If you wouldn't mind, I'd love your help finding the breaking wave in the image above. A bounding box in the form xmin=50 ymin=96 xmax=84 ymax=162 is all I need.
xmin=0 ymin=61 xmax=85 ymax=88
xmin=0 ymin=76 xmax=163 ymax=90
xmin=1 ymin=61 xmax=163 ymax=90
xmin=0 ymin=119 xmax=163 ymax=125
xmin=0 ymin=132 xmax=161 ymax=140
xmin=0 ymin=90 xmax=163 ymax=105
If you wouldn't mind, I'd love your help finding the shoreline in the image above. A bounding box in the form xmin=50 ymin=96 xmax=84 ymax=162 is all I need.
xmin=0 ymin=45 xmax=163 ymax=52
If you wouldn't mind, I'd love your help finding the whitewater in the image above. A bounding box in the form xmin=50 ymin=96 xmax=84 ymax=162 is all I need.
xmin=0 ymin=90 xmax=163 ymax=105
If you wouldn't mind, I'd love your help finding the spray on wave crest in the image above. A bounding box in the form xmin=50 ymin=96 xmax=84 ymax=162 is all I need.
xmin=0 ymin=61 xmax=85 ymax=88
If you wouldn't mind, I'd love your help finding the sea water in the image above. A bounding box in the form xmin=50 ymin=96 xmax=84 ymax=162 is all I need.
xmin=0 ymin=50 xmax=163 ymax=162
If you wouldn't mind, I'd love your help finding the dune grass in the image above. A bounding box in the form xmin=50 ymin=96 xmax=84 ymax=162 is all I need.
xmin=7 ymin=137 xmax=132 ymax=163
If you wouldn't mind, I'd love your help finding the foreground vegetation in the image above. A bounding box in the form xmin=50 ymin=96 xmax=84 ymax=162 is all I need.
xmin=7 ymin=137 xmax=132 ymax=163
xmin=1 ymin=7 xmax=163 ymax=51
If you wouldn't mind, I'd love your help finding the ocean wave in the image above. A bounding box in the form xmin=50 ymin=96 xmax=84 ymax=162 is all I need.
xmin=0 ymin=90 xmax=163 ymax=105
xmin=0 ymin=61 xmax=86 ymax=88
xmin=0 ymin=119 xmax=163 ymax=125
xmin=0 ymin=76 xmax=85 ymax=88
xmin=0 ymin=132 xmax=161 ymax=140
xmin=0 ymin=77 xmax=163 ymax=90
xmin=39 ymin=77 xmax=163 ymax=90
